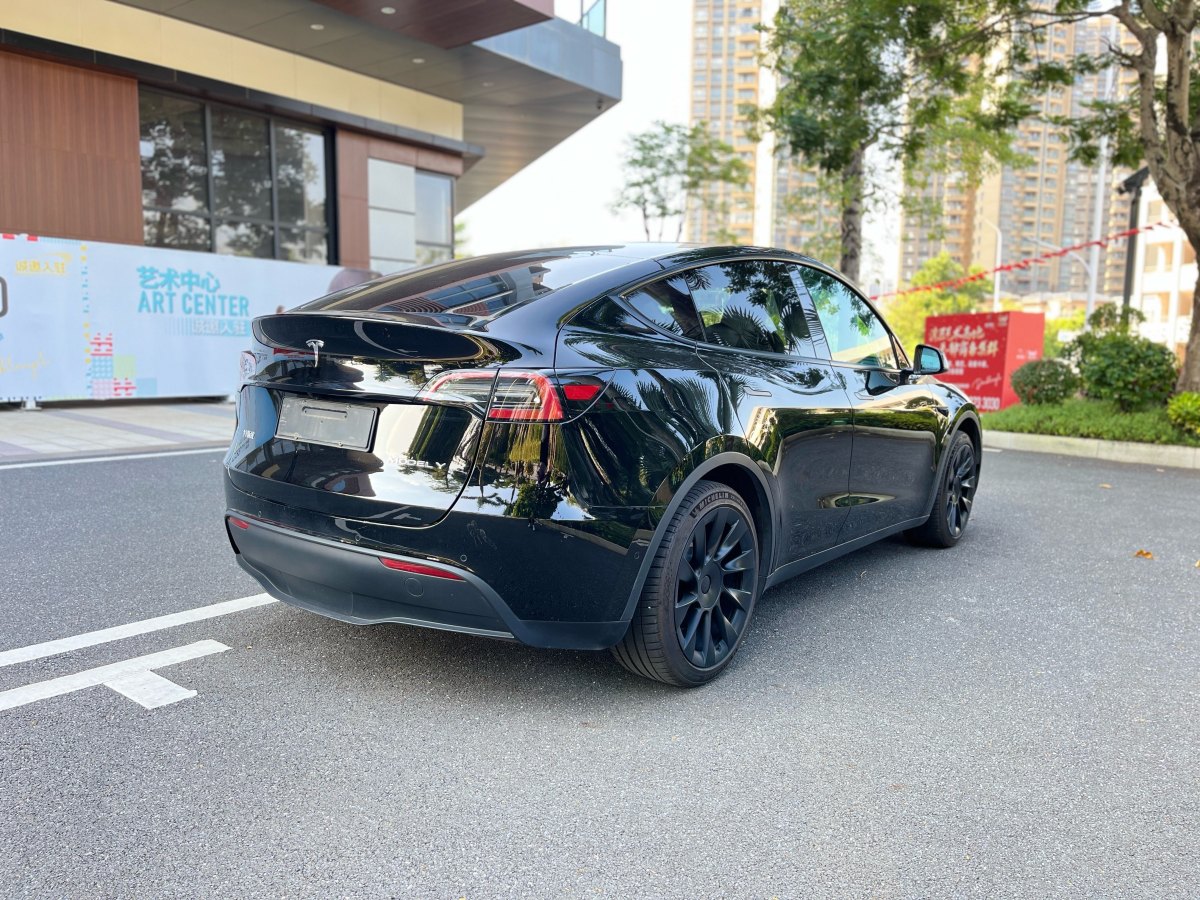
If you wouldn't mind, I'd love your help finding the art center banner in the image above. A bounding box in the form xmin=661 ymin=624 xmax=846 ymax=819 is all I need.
xmin=0 ymin=234 xmax=362 ymax=403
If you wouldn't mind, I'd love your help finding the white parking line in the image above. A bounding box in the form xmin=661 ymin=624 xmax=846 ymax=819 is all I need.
xmin=0 ymin=641 xmax=228 ymax=712
xmin=983 ymin=447 xmax=1003 ymax=453
xmin=0 ymin=446 xmax=226 ymax=472
xmin=0 ymin=594 xmax=276 ymax=668
xmin=106 ymin=670 xmax=199 ymax=709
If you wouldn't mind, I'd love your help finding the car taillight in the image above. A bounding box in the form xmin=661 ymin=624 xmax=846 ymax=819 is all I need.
xmin=420 ymin=370 xmax=609 ymax=422
xmin=422 ymin=371 xmax=560 ymax=422
xmin=488 ymin=372 xmax=565 ymax=421
xmin=562 ymin=383 xmax=602 ymax=402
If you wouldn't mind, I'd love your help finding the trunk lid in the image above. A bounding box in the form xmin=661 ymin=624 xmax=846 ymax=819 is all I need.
xmin=226 ymin=313 xmax=524 ymax=527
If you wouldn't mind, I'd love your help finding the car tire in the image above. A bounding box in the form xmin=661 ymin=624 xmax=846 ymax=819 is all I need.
xmin=612 ymin=480 xmax=761 ymax=687
xmin=906 ymin=431 xmax=979 ymax=548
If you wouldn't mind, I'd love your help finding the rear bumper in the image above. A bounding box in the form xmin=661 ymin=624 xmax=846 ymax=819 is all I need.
xmin=224 ymin=510 xmax=632 ymax=650
xmin=228 ymin=513 xmax=515 ymax=639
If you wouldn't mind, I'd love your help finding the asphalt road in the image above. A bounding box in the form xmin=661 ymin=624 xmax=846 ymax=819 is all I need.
xmin=1 ymin=448 xmax=1198 ymax=898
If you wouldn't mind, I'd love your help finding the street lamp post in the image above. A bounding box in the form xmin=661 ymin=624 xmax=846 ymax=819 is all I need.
xmin=1086 ymin=18 xmax=1119 ymax=324
xmin=1117 ymin=166 xmax=1151 ymax=316
xmin=1023 ymin=235 xmax=1094 ymax=290
xmin=980 ymin=219 xmax=1003 ymax=312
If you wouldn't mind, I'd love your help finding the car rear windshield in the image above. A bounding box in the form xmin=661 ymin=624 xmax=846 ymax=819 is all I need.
xmin=294 ymin=250 xmax=630 ymax=321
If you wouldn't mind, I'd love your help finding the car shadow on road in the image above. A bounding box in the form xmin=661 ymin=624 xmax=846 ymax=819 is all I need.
xmin=258 ymin=530 xmax=972 ymax=706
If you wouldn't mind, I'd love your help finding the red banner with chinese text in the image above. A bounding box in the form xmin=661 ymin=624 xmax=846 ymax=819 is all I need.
xmin=924 ymin=311 xmax=1045 ymax=411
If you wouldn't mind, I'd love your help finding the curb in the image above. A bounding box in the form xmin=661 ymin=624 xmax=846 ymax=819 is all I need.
xmin=982 ymin=430 xmax=1200 ymax=470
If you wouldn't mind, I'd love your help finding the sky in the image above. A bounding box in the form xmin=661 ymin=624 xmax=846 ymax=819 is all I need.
xmin=458 ymin=0 xmax=901 ymax=290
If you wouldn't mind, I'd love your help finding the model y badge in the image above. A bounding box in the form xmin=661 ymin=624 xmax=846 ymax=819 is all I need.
xmin=306 ymin=339 xmax=325 ymax=367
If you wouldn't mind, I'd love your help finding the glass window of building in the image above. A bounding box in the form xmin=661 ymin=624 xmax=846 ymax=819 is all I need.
xmin=139 ymin=88 xmax=331 ymax=263
xmin=415 ymin=172 xmax=454 ymax=266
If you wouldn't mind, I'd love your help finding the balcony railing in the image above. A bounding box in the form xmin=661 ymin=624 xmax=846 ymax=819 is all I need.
xmin=578 ymin=0 xmax=606 ymax=37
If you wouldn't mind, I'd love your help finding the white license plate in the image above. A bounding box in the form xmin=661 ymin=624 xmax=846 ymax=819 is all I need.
xmin=275 ymin=397 xmax=377 ymax=451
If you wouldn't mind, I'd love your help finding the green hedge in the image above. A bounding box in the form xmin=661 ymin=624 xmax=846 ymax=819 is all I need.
xmin=981 ymin=398 xmax=1200 ymax=446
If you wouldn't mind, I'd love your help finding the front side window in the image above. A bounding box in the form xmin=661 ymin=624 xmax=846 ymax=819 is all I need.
xmin=797 ymin=267 xmax=898 ymax=369
xmin=139 ymin=89 xmax=330 ymax=263
xmin=685 ymin=260 xmax=814 ymax=355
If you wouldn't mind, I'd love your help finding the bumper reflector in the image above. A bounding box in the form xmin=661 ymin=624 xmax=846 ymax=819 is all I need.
xmin=229 ymin=517 xmax=251 ymax=530
xmin=379 ymin=557 xmax=464 ymax=581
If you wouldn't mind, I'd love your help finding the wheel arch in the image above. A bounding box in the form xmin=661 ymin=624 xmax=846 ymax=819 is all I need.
xmin=617 ymin=450 xmax=777 ymax=633
xmin=922 ymin=407 xmax=983 ymax=517
xmin=955 ymin=412 xmax=982 ymax=470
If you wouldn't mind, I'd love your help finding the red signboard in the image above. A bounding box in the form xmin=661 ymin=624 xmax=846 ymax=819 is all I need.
xmin=924 ymin=311 xmax=1045 ymax=412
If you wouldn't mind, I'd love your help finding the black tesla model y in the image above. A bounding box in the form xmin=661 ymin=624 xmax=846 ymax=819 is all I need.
xmin=224 ymin=245 xmax=981 ymax=686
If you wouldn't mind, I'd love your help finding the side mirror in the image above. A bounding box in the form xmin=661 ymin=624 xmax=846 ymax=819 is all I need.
xmin=913 ymin=344 xmax=947 ymax=376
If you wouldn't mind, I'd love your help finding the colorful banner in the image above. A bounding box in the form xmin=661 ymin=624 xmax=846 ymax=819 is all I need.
xmin=0 ymin=234 xmax=366 ymax=403
xmin=925 ymin=311 xmax=1045 ymax=412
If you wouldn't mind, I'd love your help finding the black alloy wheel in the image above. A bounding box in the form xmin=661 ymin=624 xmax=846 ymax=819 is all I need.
xmin=613 ymin=480 xmax=761 ymax=686
xmin=906 ymin=431 xmax=979 ymax=548
xmin=674 ymin=504 xmax=756 ymax=669
xmin=944 ymin=439 xmax=978 ymax=539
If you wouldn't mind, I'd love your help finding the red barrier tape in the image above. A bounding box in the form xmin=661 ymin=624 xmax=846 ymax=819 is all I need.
xmin=870 ymin=220 xmax=1177 ymax=301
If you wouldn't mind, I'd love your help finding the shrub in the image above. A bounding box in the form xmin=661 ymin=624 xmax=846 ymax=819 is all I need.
xmin=1072 ymin=332 xmax=1177 ymax=412
xmin=1010 ymin=359 xmax=1080 ymax=405
xmin=1085 ymin=303 xmax=1145 ymax=334
xmin=981 ymin=398 xmax=1200 ymax=446
xmin=1167 ymin=392 xmax=1200 ymax=436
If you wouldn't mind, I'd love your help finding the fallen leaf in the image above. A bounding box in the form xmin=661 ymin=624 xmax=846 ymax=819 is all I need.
xmin=1099 ymin=483 xmax=1112 ymax=489
xmin=1134 ymin=549 xmax=1154 ymax=559
xmin=1195 ymin=560 xmax=1199 ymax=569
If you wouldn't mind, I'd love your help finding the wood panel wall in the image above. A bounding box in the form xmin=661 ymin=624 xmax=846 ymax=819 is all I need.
xmin=335 ymin=131 xmax=371 ymax=270
xmin=0 ymin=50 xmax=142 ymax=244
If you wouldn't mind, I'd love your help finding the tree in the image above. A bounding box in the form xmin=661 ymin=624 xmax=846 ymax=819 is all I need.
xmin=882 ymin=252 xmax=991 ymax=352
xmin=754 ymin=0 xmax=1030 ymax=283
xmin=613 ymin=121 xmax=750 ymax=242
xmin=1012 ymin=1 xmax=1200 ymax=392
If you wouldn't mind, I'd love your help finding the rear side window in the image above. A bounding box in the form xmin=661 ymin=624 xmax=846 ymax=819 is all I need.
xmin=797 ymin=266 xmax=898 ymax=369
xmin=571 ymin=296 xmax=661 ymax=337
xmin=684 ymin=260 xmax=814 ymax=355
xmin=622 ymin=276 xmax=704 ymax=340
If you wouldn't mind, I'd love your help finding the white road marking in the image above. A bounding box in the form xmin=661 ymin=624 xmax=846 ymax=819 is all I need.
xmin=0 ymin=446 xmax=226 ymax=472
xmin=106 ymin=670 xmax=197 ymax=709
xmin=0 ymin=641 xmax=228 ymax=712
xmin=0 ymin=594 xmax=276 ymax=668
xmin=983 ymin=447 xmax=1003 ymax=453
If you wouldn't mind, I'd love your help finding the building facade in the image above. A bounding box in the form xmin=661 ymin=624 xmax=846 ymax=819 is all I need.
xmin=0 ymin=0 xmax=620 ymax=273
xmin=0 ymin=0 xmax=620 ymax=403
xmin=899 ymin=16 xmax=1130 ymax=302
xmin=684 ymin=0 xmax=838 ymax=253
xmin=686 ymin=0 xmax=766 ymax=246
xmin=1130 ymin=183 xmax=1197 ymax=362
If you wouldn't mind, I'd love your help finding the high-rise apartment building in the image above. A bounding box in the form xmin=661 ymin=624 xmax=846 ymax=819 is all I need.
xmin=687 ymin=0 xmax=766 ymax=245
xmin=899 ymin=16 xmax=1131 ymax=299
xmin=685 ymin=0 xmax=838 ymax=252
